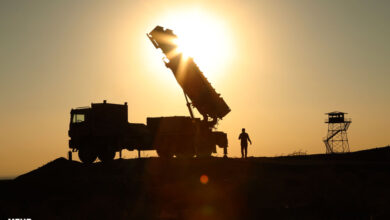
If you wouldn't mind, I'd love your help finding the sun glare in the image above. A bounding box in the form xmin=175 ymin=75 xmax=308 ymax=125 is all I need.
xmin=161 ymin=9 xmax=233 ymax=78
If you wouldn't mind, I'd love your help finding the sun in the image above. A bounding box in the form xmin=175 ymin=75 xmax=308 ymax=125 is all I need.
xmin=160 ymin=9 xmax=233 ymax=79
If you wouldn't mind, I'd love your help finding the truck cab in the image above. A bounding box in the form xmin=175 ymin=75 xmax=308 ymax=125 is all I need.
xmin=68 ymin=100 xmax=151 ymax=163
xmin=68 ymin=108 xmax=89 ymax=141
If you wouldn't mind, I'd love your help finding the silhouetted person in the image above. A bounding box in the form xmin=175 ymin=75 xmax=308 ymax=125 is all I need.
xmin=239 ymin=128 xmax=252 ymax=158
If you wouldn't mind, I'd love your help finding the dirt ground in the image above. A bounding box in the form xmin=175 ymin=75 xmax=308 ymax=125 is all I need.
xmin=1 ymin=147 xmax=390 ymax=219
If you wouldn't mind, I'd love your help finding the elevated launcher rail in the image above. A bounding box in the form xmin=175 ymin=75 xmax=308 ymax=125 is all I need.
xmin=147 ymin=26 xmax=231 ymax=126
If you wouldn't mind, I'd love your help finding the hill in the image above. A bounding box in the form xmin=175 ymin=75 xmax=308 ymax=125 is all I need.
xmin=1 ymin=146 xmax=390 ymax=219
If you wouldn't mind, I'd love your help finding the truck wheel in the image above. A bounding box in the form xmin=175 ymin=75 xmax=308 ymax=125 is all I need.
xmin=196 ymin=144 xmax=213 ymax=158
xmin=175 ymin=142 xmax=195 ymax=159
xmin=98 ymin=147 xmax=116 ymax=163
xmin=197 ymin=150 xmax=212 ymax=158
xmin=176 ymin=152 xmax=195 ymax=159
xmin=175 ymin=146 xmax=195 ymax=158
xmin=78 ymin=147 xmax=97 ymax=164
xmin=156 ymin=148 xmax=173 ymax=158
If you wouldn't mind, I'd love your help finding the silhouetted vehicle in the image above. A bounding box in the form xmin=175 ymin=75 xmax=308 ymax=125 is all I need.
xmin=68 ymin=26 xmax=230 ymax=163
xmin=69 ymin=101 xmax=151 ymax=163
xmin=69 ymin=101 xmax=228 ymax=163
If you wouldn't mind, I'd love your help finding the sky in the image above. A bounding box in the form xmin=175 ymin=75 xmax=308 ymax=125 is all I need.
xmin=0 ymin=0 xmax=389 ymax=178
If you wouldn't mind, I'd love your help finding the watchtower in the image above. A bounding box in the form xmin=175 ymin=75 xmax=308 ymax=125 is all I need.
xmin=323 ymin=111 xmax=351 ymax=153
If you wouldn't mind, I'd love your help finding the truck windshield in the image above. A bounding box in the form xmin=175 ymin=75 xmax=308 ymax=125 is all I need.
xmin=72 ymin=114 xmax=85 ymax=123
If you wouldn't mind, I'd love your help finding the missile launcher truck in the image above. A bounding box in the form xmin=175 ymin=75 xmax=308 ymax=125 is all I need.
xmin=68 ymin=26 xmax=230 ymax=163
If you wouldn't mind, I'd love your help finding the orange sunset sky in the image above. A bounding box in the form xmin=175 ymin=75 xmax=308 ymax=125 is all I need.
xmin=0 ymin=0 xmax=389 ymax=177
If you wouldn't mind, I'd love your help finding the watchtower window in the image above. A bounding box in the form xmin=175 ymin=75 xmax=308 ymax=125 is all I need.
xmin=72 ymin=114 xmax=85 ymax=123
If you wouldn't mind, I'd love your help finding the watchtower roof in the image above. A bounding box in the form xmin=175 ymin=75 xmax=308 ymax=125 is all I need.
xmin=326 ymin=111 xmax=347 ymax=115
